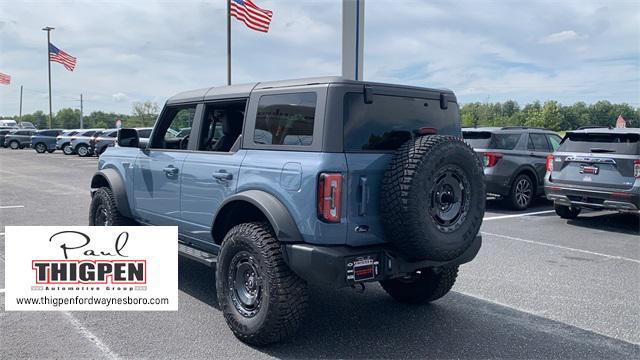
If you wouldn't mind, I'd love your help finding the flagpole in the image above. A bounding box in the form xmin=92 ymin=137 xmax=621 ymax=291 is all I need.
xmin=43 ymin=26 xmax=54 ymax=128
xmin=19 ymin=85 xmax=23 ymax=121
xmin=227 ymin=0 xmax=231 ymax=85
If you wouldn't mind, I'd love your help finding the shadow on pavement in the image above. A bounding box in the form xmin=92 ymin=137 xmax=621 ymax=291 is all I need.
xmin=485 ymin=197 xmax=553 ymax=215
xmin=567 ymin=212 xmax=640 ymax=236
xmin=178 ymin=258 xmax=638 ymax=359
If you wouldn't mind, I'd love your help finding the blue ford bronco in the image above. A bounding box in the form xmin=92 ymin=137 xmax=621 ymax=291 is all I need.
xmin=89 ymin=77 xmax=486 ymax=345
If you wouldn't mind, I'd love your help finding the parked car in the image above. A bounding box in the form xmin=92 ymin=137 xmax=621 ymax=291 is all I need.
xmin=89 ymin=129 xmax=118 ymax=156
xmin=0 ymin=129 xmax=14 ymax=148
xmin=463 ymin=126 xmax=562 ymax=210
xmin=545 ymin=127 xmax=640 ymax=218
xmin=0 ymin=119 xmax=18 ymax=128
xmin=56 ymin=129 xmax=81 ymax=155
xmin=90 ymin=77 xmax=486 ymax=345
xmin=18 ymin=121 xmax=37 ymax=129
xmin=4 ymin=129 xmax=37 ymax=149
xmin=70 ymin=129 xmax=104 ymax=156
xmin=31 ymin=129 xmax=65 ymax=153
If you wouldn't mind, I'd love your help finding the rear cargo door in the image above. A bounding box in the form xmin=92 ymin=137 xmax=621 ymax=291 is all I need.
xmin=342 ymin=86 xmax=461 ymax=247
xmin=551 ymin=132 xmax=639 ymax=190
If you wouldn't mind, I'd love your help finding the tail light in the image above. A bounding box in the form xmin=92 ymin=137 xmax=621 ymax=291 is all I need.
xmin=317 ymin=173 xmax=342 ymax=222
xmin=417 ymin=127 xmax=438 ymax=135
xmin=634 ymin=160 xmax=640 ymax=178
xmin=483 ymin=152 xmax=502 ymax=167
xmin=546 ymin=155 xmax=554 ymax=172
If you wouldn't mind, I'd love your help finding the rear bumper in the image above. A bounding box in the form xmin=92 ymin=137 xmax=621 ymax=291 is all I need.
xmin=545 ymin=184 xmax=639 ymax=212
xmin=282 ymin=235 xmax=482 ymax=288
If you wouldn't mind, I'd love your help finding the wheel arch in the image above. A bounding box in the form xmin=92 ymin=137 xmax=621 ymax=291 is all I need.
xmin=90 ymin=168 xmax=133 ymax=218
xmin=212 ymin=190 xmax=303 ymax=245
xmin=511 ymin=165 xmax=538 ymax=193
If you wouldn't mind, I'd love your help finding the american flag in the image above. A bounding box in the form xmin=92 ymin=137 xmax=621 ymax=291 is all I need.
xmin=49 ymin=43 xmax=77 ymax=71
xmin=230 ymin=0 xmax=273 ymax=33
xmin=0 ymin=72 xmax=10 ymax=85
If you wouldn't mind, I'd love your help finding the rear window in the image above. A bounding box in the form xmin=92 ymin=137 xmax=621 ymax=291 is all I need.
xmin=343 ymin=93 xmax=460 ymax=151
xmin=559 ymin=132 xmax=639 ymax=155
xmin=462 ymin=131 xmax=492 ymax=148
xmin=488 ymin=133 xmax=521 ymax=150
xmin=254 ymin=93 xmax=316 ymax=146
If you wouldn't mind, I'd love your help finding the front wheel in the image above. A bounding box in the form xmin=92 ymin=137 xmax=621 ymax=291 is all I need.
xmin=216 ymin=222 xmax=308 ymax=346
xmin=89 ymin=187 xmax=133 ymax=225
xmin=76 ymin=144 xmax=90 ymax=157
xmin=9 ymin=141 xmax=19 ymax=150
xmin=555 ymin=203 xmax=581 ymax=219
xmin=34 ymin=143 xmax=47 ymax=153
xmin=63 ymin=144 xmax=74 ymax=155
xmin=380 ymin=266 xmax=458 ymax=304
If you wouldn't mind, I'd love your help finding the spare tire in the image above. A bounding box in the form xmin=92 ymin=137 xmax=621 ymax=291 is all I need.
xmin=381 ymin=135 xmax=485 ymax=261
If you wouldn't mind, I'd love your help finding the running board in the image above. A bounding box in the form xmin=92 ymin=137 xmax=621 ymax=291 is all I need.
xmin=178 ymin=242 xmax=217 ymax=267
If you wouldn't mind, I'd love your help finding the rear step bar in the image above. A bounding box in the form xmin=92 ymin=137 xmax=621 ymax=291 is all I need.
xmin=178 ymin=242 xmax=217 ymax=267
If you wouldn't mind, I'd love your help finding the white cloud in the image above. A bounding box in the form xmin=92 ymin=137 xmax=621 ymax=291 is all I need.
xmin=112 ymin=92 xmax=129 ymax=102
xmin=539 ymin=30 xmax=582 ymax=44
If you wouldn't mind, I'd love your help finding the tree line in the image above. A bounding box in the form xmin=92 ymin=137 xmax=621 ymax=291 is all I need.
xmin=2 ymin=99 xmax=638 ymax=131
xmin=0 ymin=101 xmax=160 ymax=130
xmin=460 ymin=100 xmax=638 ymax=130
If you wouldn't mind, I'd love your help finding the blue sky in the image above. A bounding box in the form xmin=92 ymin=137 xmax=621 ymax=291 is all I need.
xmin=0 ymin=0 xmax=638 ymax=116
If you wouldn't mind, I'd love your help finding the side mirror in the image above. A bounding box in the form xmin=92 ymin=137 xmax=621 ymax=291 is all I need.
xmin=117 ymin=128 xmax=140 ymax=148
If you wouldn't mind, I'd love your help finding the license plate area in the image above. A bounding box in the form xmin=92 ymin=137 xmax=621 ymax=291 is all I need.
xmin=346 ymin=254 xmax=381 ymax=283
xmin=580 ymin=164 xmax=599 ymax=174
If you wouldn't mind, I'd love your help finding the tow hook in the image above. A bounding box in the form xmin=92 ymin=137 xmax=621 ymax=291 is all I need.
xmin=350 ymin=283 xmax=365 ymax=293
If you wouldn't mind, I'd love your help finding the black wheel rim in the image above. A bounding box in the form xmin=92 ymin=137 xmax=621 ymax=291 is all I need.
xmin=36 ymin=144 xmax=45 ymax=152
xmin=228 ymin=251 xmax=263 ymax=318
xmin=515 ymin=178 xmax=532 ymax=208
xmin=94 ymin=204 xmax=110 ymax=226
xmin=429 ymin=165 xmax=471 ymax=233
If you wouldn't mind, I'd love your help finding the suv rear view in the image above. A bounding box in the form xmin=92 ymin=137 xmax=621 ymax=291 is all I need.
xmin=545 ymin=128 xmax=640 ymax=218
xmin=463 ymin=127 xmax=562 ymax=210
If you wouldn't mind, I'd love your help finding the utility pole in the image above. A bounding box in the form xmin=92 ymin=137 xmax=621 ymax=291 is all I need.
xmin=19 ymin=85 xmax=23 ymax=120
xmin=342 ymin=0 xmax=365 ymax=81
xmin=42 ymin=26 xmax=54 ymax=128
xmin=79 ymin=93 xmax=83 ymax=129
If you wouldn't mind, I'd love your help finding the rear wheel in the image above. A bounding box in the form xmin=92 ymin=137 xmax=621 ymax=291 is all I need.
xmin=9 ymin=140 xmax=19 ymax=150
xmin=554 ymin=203 xmax=581 ymax=219
xmin=380 ymin=267 xmax=458 ymax=304
xmin=507 ymin=174 xmax=534 ymax=210
xmin=34 ymin=142 xmax=47 ymax=153
xmin=216 ymin=222 xmax=308 ymax=346
xmin=89 ymin=187 xmax=133 ymax=225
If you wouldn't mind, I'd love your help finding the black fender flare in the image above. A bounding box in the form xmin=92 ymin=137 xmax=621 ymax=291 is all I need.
xmin=90 ymin=168 xmax=133 ymax=218
xmin=213 ymin=190 xmax=303 ymax=243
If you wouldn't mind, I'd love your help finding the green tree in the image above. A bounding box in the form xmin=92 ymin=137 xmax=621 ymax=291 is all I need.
xmin=131 ymin=101 xmax=159 ymax=127
xmin=54 ymin=108 xmax=81 ymax=129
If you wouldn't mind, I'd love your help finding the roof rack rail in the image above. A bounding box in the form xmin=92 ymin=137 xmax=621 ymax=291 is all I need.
xmin=500 ymin=126 xmax=548 ymax=130
xmin=577 ymin=125 xmax=613 ymax=130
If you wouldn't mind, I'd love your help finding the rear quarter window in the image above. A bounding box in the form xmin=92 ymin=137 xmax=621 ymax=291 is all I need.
xmin=253 ymin=92 xmax=316 ymax=146
xmin=559 ymin=132 xmax=640 ymax=155
xmin=488 ymin=133 xmax=522 ymax=150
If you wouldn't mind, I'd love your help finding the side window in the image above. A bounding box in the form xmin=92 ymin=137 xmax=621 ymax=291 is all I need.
xmin=152 ymin=105 xmax=197 ymax=150
xmin=198 ymin=101 xmax=246 ymax=152
xmin=137 ymin=129 xmax=152 ymax=138
xmin=530 ymin=133 xmax=551 ymax=152
xmin=547 ymin=134 xmax=562 ymax=150
xmin=254 ymin=92 xmax=316 ymax=146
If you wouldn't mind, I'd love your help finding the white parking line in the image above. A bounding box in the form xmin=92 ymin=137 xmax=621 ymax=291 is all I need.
xmin=0 ymin=205 xmax=24 ymax=209
xmin=63 ymin=312 xmax=119 ymax=360
xmin=0 ymin=289 xmax=4 ymax=293
xmin=482 ymin=231 xmax=640 ymax=264
xmin=484 ymin=210 xmax=555 ymax=221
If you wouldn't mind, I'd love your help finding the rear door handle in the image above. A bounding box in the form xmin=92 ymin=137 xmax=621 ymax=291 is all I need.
xmin=212 ymin=170 xmax=233 ymax=181
xmin=163 ymin=166 xmax=179 ymax=177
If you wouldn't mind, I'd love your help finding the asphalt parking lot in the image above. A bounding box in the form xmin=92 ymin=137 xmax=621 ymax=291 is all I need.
xmin=1 ymin=148 xmax=638 ymax=359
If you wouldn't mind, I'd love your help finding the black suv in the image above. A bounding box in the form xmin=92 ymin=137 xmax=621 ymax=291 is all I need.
xmin=463 ymin=127 xmax=562 ymax=210
xmin=545 ymin=127 xmax=639 ymax=218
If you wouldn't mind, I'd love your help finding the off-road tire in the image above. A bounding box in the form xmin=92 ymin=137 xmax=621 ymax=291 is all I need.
xmin=9 ymin=140 xmax=19 ymax=150
xmin=555 ymin=203 xmax=581 ymax=219
xmin=63 ymin=144 xmax=74 ymax=155
xmin=89 ymin=187 xmax=132 ymax=225
xmin=216 ymin=222 xmax=308 ymax=346
xmin=34 ymin=142 xmax=47 ymax=153
xmin=380 ymin=266 xmax=458 ymax=304
xmin=507 ymin=173 xmax=534 ymax=210
xmin=381 ymin=135 xmax=485 ymax=261
xmin=76 ymin=144 xmax=90 ymax=157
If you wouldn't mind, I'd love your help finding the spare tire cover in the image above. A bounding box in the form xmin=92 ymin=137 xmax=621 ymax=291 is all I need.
xmin=381 ymin=135 xmax=485 ymax=261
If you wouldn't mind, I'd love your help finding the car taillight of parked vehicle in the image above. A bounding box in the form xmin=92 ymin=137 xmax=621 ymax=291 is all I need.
xmin=483 ymin=152 xmax=502 ymax=168
xmin=317 ymin=173 xmax=342 ymax=222
xmin=634 ymin=160 xmax=640 ymax=178
xmin=546 ymin=155 xmax=554 ymax=172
